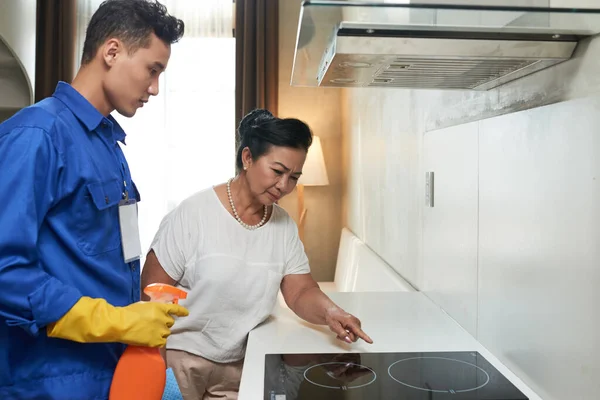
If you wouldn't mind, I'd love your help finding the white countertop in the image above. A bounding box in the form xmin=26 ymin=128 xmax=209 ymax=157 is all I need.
xmin=239 ymin=291 xmax=542 ymax=400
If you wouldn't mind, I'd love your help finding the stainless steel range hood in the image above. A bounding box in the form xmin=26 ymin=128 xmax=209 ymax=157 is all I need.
xmin=318 ymin=25 xmax=579 ymax=90
xmin=291 ymin=2 xmax=600 ymax=90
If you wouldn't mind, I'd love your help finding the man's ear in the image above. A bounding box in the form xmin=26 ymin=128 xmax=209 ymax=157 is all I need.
xmin=101 ymin=38 xmax=123 ymax=67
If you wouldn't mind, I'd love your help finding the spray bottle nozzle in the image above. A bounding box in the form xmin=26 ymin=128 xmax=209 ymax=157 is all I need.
xmin=143 ymin=283 xmax=188 ymax=304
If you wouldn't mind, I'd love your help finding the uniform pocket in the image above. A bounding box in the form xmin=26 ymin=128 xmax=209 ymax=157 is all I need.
xmin=75 ymin=179 xmax=122 ymax=256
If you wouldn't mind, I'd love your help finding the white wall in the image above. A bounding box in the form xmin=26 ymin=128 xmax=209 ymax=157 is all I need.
xmin=0 ymin=109 xmax=17 ymax=123
xmin=0 ymin=0 xmax=37 ymax=105
xmin=343 ymin=10 xmax=600 ymax=400
xmin=344 ymin=89 xmax=422 ymax=286
xmin=0 ymin=60 xmax=30 ymax=109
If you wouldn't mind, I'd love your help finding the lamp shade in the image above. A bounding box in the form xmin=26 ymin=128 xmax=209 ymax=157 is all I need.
xmin=298 ymin=136 xmax=329 ymax=186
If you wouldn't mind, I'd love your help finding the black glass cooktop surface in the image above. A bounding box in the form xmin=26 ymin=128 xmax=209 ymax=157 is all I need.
xmin=264 ymin=351 xmax=528 ymax=400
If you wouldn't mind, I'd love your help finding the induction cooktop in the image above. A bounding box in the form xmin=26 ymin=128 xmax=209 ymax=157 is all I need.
xmin=264 ymin=351 xmax=528 ymax=400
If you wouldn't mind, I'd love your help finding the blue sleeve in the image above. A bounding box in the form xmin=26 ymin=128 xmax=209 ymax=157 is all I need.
xmin=0 ymin=127 xmax=82 ymax=336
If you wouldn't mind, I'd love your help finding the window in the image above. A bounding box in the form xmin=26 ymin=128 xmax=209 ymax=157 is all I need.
xmin=75 ymin=0 xmax=235 ymax=258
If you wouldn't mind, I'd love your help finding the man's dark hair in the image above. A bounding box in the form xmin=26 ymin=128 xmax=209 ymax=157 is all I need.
xmin=81 ymin=0 xmax=184 ymax=65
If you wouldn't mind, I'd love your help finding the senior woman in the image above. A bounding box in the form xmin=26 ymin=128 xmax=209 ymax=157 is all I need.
xmin=141 ymin=109 xmax=372 ymax=399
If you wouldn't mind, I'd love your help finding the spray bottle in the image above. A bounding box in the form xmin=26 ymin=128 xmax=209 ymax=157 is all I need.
xmin=109 ymin=283 xmax=187 ymax=400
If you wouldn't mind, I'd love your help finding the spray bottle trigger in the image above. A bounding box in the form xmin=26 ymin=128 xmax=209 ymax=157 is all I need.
xmin=143 ymin=283 xmax=188 ymax=304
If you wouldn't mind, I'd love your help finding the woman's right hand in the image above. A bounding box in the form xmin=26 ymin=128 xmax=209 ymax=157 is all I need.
xmin=324 ymin=306 xmax=373 ymax=344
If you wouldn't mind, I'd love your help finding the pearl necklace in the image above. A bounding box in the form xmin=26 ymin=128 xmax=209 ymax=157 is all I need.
xmin=226 ymin=178 xmax=268 ymax=230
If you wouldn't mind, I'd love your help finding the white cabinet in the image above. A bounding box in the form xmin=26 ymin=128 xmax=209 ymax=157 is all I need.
xmin=422 ymin=96 xmax=600 ymax=400
xmin=477 ymin=97 xmax=600 ymax=400
xmin=422 ymin=122 xmax=479 ymax=337
xmin=0 ymin=0 xmax=36 ymax=116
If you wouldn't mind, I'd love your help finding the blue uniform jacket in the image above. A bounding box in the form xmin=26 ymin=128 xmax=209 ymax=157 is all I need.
xmin=0 ymin=82 xmax=141 ymax=399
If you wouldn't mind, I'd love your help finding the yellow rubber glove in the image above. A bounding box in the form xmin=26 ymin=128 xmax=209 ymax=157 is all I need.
xmin=46 ymin=297 xmax=189 ymax=347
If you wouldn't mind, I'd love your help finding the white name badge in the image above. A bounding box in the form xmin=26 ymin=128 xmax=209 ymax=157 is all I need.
xmin=118 ymin=199 xmax=142 ymax=263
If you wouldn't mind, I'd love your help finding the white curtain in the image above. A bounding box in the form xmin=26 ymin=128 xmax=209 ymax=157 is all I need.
xmin=75 ymin=0 xmax=235 ymax=261
xmin=164 ymin=0 xmax=233 ymax=37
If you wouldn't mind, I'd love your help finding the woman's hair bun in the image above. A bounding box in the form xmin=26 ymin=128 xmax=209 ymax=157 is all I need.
xmin=239 ymin=109 xmax=275 ymax=138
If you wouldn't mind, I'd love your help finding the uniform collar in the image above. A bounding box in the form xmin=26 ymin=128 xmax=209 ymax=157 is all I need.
xmin=52 ymin=81 xmax=127 ymax=144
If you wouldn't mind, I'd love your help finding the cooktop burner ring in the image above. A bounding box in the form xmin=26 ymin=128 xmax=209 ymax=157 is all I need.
xmin=303 ymin=362 xmax=377 ymax=390
xmin=387 ymin=356 xmax=491 ymax=394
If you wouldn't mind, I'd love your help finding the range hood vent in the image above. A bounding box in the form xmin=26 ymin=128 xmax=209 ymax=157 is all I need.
xmin=291 ymin=2 xmax=600 ymax=91
xmin=317 ymin=27 xmax=577 ymax=90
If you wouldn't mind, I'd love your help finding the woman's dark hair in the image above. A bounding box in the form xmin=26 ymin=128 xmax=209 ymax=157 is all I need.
xmin=81 ymin=0 xmax=184 ymax=65
xmin=236 ymin=109 xmax=313 ymax=171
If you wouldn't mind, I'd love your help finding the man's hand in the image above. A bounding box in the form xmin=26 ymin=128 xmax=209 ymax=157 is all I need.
xmin=47 ymin=297 xmax=189 ymax=347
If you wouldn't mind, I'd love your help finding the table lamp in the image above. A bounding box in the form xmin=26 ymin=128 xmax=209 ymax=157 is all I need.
xmin=297 ymin=136 xmax=329 ymax=242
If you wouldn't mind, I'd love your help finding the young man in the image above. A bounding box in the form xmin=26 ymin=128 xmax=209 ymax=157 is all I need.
xmin=0 ymin=1 xmax=187 ymax=398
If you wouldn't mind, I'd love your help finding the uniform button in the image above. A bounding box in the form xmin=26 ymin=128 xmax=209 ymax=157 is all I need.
xmin=105 ymin=196 xmax=109 ymax=204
